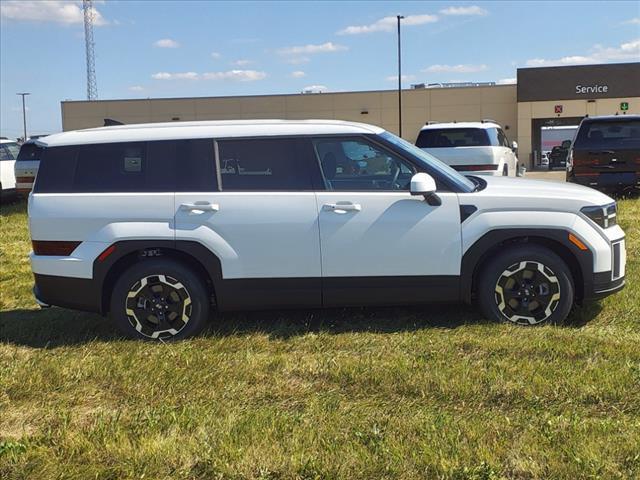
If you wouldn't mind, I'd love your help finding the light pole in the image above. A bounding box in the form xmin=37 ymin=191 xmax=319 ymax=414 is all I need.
xmin=397 ymin=15 xmax=404 ymax=138
xmin=16 ymin=92 xmax=30 ymax=142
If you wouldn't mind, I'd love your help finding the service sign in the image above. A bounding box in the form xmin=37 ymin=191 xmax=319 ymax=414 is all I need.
xmin=517 ymin=63 xmax=640 ymax=102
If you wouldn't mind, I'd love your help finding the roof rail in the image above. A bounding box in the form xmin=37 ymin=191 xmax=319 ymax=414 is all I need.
xmin=426 ymin=121 xmax=440 ymax=125
xmin=481 ymin=118 xmax=498 ymax=124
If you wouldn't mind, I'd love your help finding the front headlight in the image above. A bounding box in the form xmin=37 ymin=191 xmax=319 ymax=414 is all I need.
xmin=581 ymin=202 xmax=617 ymax=229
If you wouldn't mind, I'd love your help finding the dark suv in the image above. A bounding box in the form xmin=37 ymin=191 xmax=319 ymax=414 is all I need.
xmin=567 ymin=115 xmax=640 ymax=193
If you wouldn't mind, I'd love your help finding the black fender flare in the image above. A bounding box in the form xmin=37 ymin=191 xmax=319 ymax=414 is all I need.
xmin=460 ymin=228 xmax=594 ymax=303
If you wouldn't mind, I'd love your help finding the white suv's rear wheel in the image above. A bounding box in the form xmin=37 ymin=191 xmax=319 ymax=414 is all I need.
xmin=110 ymin=259 xmax=210 ymax=340
xmin=478 ymin=245 xmax=574 ymax=325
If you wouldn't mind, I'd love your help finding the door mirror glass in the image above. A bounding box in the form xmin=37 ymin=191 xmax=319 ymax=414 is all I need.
xmin=410 ymin=172 xmax=436 ymax=195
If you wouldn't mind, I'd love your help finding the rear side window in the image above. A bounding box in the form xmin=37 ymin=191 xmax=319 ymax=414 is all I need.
xmin=218 ymin=138 xmax=313 ymax=191
xmin=34 ymin=139 xmax=217 ymax=193
xmin=574 ymin=120 xmax=640 ymax=149
xmin=416 ymin=128 xmax=490 ymax=148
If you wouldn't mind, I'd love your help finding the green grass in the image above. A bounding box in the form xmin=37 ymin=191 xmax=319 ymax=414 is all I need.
xmin=1 ymin=198 xmax=639 ymax=479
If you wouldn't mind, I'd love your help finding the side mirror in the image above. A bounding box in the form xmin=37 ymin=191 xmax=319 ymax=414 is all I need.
xmin=511 ymin=140 xmax=518 ymax=153
xmin=410 ymin=172 xmax=441 ymax=206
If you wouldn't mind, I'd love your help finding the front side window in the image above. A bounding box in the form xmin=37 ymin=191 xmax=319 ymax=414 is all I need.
xmin=416 ymin=128 xmax=491 ymax=148
xmin=218 ymin=138 xmax=312 ymax=191
xmin=313 ymin=137 xmax=416 ymax=191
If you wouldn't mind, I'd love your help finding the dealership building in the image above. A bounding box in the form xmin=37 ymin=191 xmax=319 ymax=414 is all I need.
xmin=61 ymin=62 xmax=639 ymax=169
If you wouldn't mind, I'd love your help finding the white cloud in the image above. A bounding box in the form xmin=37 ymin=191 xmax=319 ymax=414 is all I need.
xmin=128 ymin=85 xmax=145 ymax=92
xmin=151 ymin=72 xmax=198 ymax=80
xmin=152 ymin=70 xmax=267 ymax=82
xmin=439 ymin=6 xmax=488 ymax=16
xmin=154 ymin=38 xmax=179 ymax=48
xmin=202 ymin=70 xmax=267 ymax=81
xmin=303 ymin=85 xmax=328 ymax=93
xmin=338 ymin=14 xmax=438 ymax=35
xmin=0 ymin=0 xmax=107 ymax=26
xmin=291 ymin=70 xmax=306 ymax=78
xmin=496 ymin=77 xmax=517 ymax=85
xmin=211 ymin=51 xmax=222 ymax=59
xmin=231 ymin=59 xmax=252 ymax=66
xmin=423 ymin=64 xmax=488 ymax=73
xmin=278 ymin=42 xmax=347 ymax=55
xmin=525 ymin=38 xmax=640 ymax=67
xmin=385 ymin=74 xmax=417 ymax=82
xmin=622 ymin=17 xmax=640 ymax=25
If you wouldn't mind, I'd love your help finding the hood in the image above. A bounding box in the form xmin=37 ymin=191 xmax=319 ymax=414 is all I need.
xmin=466 ymin=175 xmax=614 ymax=212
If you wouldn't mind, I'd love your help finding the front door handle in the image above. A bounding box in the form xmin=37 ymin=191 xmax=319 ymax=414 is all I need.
xmin=323 ymin=202 xmax=362 ymax=213
xmin=180 ymin=202 xmax=219 ymax=212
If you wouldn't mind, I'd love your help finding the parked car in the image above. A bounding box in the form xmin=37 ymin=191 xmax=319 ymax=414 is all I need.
xmin=0 ymin=138 xmax=20 ymax=201
xmin=415 ymin=121 xmax=519 ymax=176
xmin=548 ymin=140 xmax=572 ymax=170
xmin=567 ymin=115 xmax=640 ymax=193
xmin=14 ymin=139 xmax=43 ymax=193
xmin=29 ymin=120 xmax=626 ymax=340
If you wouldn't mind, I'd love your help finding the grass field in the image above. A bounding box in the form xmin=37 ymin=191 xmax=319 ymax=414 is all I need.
xmin=1 ymin=198 xmax=639 ymax=479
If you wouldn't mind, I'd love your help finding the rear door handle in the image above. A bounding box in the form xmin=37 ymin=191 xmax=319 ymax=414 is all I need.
xmin=180 ymin=202 xmax=219 ymax=212
xmin=323 ymin=202 xmax=362 ymax=213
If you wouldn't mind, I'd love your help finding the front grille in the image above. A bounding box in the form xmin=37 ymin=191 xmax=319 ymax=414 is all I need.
xmin=612 ymin=242 xmax=622 ymax=279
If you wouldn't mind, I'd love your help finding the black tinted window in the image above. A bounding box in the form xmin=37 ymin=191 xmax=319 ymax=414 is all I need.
xmin=176 ymin=139 xmax=217 ymax=191
xmin=574 ymin=120 xmax=640 ymax=149
xmin=34 ymin=139 xmax=216 ymax=193
xmin=17 ymin=142 xmax=43 ymax=161
xmin=416 ymin=128 xmax=490 ymax=148
xmin=34 ymin=146 xmax=78 ymax=193
xmin=218 ymin=138 xmax=312 ymax=191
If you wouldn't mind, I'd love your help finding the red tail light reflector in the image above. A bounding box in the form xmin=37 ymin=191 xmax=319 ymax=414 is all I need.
xmin=32 ymin=241 xmax=81 ymax=256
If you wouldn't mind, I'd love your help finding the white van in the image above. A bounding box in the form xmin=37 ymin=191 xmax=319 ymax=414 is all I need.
xmin=28 ymin=120 xmax=625 ymax=340
xmin=416 ymin=121 xmax=519 ymax=176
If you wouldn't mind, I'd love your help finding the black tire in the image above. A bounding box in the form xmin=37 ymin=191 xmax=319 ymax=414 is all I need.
xmin=110 ymin=259 xmax=210 ymax=341
xmin=477 ymin=245 xmax=574 ymax=326
xmin=502 ymin=165 xmax=509 ymax=176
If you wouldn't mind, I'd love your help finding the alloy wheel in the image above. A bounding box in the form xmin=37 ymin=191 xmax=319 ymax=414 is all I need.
xmin=494 ymin=261 xmax=561 ymax=325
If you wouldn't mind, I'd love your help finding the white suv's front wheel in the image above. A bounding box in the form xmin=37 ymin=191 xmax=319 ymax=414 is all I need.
xmin=478 ymin=245 xmax=574 ymax=325
xmin=110 ymin=259 xmax=210 ymax=340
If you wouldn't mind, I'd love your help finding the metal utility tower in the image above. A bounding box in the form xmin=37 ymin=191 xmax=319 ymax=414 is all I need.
xmin=83 ymin=0 xmax=98 ymax=100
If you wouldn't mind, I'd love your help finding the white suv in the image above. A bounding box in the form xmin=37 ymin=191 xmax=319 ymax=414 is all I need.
xmin=416 ymin=121 xmax=519 ymax=176
xmin=28 ymin=120 xmax=626 ymax=340
xmin=1 ymin=138 xmax=20 ymax=199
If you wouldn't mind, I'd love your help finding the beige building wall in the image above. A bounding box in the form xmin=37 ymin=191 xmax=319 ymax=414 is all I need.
xmin=61 ymin=84 xmax=518 ymax=150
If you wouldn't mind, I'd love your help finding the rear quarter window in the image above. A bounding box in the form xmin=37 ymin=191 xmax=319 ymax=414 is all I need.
xmin=34 ymin=139 xmax=217 ymax=193
xmin=574 ymin=120 xmax=640 ymax=150
xmin=17 ymin=143 xmax=44 ymax=161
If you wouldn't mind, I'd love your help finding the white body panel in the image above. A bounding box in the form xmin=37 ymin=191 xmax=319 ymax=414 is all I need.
xmin=0 ymin=140 xmax=17 ymax=190
xmin=459 ymin=176 xmax=624 ymax=273
xmin=423 ymin=145 xmax=517 ymax=176
xmin=174 ymin=192 xmax=321 ymax=279
xmin=29 ymin=192 xmax=174 ymax=278
xmin=316 ymin=191 xmax=461 ymax=277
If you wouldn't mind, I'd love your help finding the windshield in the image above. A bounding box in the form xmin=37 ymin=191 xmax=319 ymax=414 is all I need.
xmin=3 ymin=142 xmax=20 ymax=159
xmin=380 ymin=131 xmax=476 ymax=192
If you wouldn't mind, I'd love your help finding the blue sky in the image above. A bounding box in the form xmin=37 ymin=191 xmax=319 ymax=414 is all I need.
xmin=1 ymin=0 xmax=639 ymax=138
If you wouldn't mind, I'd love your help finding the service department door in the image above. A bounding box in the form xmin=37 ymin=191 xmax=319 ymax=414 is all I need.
xmin=312 ymin=136 xmax=462 ymax=306
xmin=174 ymin=137 xmax=322 ymax=310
